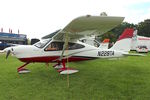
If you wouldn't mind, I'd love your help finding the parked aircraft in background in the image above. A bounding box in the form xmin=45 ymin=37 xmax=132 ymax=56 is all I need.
xmin=131 ymin=30 xmax=150 ymax=52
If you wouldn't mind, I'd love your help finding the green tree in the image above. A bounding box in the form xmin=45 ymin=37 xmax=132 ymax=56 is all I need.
xmin=137 ymin=19 xmax=150 ymax=37
xmin=100 ymin=31 xmax=117 ymax=42
xmin=111 ymin=22 xmax=136 ymax=38
xmin=100 ymin=22 xmax=136 ymax=42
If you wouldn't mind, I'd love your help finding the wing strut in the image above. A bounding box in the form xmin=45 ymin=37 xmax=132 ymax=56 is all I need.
xmin=53 ymin=32 xmax=78 ymax=85
xmin=59 ymin=32 xmax=69 ymax=61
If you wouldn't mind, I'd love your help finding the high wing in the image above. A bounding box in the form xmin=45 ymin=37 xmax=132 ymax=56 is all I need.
xmin=53 ymin=15 xmax=124 ymax=41
xmin=51 ymin=15 xmax=124 ymax=61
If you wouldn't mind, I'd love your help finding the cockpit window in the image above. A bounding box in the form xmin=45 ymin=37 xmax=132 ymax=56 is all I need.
xmin=34 ymin=39 xmax=51 ymax=48
xmin=45 ymin=41 xmax=85 ymax=51
xmin=68 ymin=42 xmax=85 ymax=50
xmin=42 ymin=30 xmax=61 ymax=39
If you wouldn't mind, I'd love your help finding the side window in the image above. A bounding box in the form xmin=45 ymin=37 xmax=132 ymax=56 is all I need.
xmin=68 ymin=43 xmax=85 ymax=50
xmin=45 ymin=42 xmax=85 ymax=51
xmin=45 ymin=42 xmax=64 ymax=51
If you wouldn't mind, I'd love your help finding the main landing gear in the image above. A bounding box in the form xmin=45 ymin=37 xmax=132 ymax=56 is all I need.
xmin=53 ymin=61 xmax=79 ymax=75
xmin=17 ymin=62 xmax=30 ymax=74
xmin=17 ymin=61 xmax=79 ymax=75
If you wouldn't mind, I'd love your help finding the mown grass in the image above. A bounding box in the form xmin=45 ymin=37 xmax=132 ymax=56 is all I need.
xmin=1 ymin=54 xmax=150 ymax=100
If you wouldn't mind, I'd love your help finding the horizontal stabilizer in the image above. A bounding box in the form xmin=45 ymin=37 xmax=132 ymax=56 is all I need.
xmin=123 ymin=53 xmax=145 ymax=56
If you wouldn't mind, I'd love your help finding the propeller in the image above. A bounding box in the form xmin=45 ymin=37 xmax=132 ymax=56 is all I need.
xmin=6 ymin=50 xmax=11 ymax=59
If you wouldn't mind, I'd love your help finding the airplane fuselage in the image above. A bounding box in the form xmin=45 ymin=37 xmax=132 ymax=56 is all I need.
xmin=5 ymin=39 xmax=126 ymax=63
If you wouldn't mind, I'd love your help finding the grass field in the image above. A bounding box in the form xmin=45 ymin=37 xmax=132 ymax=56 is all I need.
xmin=1 ymin=54 xmax=150 ymax=100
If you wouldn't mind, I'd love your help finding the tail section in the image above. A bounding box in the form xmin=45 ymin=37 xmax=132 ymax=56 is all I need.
xmin=99 ymin=39 xmax=109 ymax=49
xmin=110 ymin=28 xmax=134 ymax=52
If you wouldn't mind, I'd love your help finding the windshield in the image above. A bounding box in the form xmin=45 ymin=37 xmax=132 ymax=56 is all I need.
xmin=42 ymin=29 xmax=61 ymax=39
xmin=34 ymin=39 xmax=51 ymax=48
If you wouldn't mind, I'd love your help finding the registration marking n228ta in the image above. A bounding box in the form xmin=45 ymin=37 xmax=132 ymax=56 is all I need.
xmin=97 ymin=51 xmax=114 ymax=56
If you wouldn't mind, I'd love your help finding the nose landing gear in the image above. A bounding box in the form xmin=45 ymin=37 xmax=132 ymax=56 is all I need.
xmin=17 ymin=62 xmax=30 ymax=74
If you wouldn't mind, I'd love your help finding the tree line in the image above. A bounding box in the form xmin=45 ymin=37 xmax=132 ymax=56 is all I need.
xmin=100 ymin=19 xmax=150 ymax=42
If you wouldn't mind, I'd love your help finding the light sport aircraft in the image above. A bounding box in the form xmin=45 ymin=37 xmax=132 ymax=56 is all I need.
xmin=1 ymin=15 xmax=136 ymax=74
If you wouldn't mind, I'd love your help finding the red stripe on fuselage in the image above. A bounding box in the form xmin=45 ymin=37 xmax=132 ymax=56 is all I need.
xmin=19 ymin=56 xmax=94 ymax=63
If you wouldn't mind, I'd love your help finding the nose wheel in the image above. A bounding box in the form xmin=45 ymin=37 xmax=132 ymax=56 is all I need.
xmin=17 ymin=62 xmax=30 ymax=74
xmin=18 ymin=69 xmax=30 ymax=74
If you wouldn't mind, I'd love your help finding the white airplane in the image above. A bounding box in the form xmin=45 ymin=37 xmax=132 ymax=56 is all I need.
xmin=1 ymin=15 xmax=138 ymax=74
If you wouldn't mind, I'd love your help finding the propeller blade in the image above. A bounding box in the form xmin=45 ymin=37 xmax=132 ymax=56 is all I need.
xmin=6 ymin=50 xmax=11 ymax=59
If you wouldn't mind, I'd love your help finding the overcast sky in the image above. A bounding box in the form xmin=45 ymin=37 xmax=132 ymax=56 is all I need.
xmin=0 ymin=0 xmax=150 ymax=39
